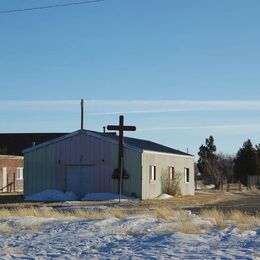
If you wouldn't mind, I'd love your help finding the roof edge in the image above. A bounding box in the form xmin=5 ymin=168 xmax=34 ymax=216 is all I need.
xmin=143 ymin=150 xmax=194 ymax=158
xmin=23 ymin=129 xmax=143 ymax=154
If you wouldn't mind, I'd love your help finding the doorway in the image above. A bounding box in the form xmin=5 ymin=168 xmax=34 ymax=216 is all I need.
xmin=65 ymin=165 xmax=96 ymax=198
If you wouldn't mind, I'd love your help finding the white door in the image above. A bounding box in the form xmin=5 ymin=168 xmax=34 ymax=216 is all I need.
xmin=66 ymin=165 xmax=96 ymax=198
xmin=2 ymin=167 xmax=7 ymax=192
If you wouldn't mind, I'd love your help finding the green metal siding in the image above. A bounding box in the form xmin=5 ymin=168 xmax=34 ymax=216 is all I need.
xmin=111 ymin=144 xmax=142 ymax=198
xmin=24 ymin=145 xmax=55 ymax=195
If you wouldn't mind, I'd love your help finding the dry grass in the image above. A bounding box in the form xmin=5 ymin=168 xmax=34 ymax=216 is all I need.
xmin=0 ymin=207 xmax=128 ymax=220
xmin=144 ymin=193 xmax=226 ymax=208
xmin=250 ymin=187 xmax=260 ymax=194
xmin=6 ymin=247 xmax=24 ymax=256
xmin=156 ymin=208 xmax=172 ymax=219
xmin=200 ymin=208 xmax=260 ymax=230
xmin=0 ymin=203 xmax=259 ymax=235
xmin=228 ymin=210 xmax=250 ymax=225
xmin=0 ymin=222 xmax=17 ymax=233
xmin=200 ymin=208 xmax=226 ymax=228
xmin=0 ymin=221 xmax=42 ymax=234
xmin=112 ymin=209 xmax=125 ymax=219
xmin=175 ymin=222 xmax=201 ymax=234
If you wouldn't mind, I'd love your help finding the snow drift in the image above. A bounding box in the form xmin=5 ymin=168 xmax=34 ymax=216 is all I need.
xmin=24 ymin=189 xmax=78 ymax=202
xmin=81 ymin=192 xmax=137 ymax=201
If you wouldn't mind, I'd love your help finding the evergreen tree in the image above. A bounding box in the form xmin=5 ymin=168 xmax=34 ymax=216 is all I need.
xmin=233 ymin=139 xmax=257 ymax=185
xmin=198 ymin=136 xmax=221 ymax=188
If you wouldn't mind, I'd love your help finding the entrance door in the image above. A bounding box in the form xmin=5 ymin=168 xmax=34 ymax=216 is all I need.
xmin=66 ymin=165 xmax=96 ymax=198
xmin=2 ymin=167 xmax=7 ymax=192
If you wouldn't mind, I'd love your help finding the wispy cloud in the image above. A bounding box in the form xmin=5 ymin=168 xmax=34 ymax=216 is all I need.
xmin=138 ymin=123 xmax=260 ymax=134
xmin=0 ymin=100 xmax=79 ymax=111
xmin=87 ymin=100 xmax=260 ymax=115
xmin=1 ymin=100 xmax=260 ymax=114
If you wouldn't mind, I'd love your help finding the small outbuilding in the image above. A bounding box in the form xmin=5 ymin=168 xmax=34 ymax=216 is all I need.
xmin=23 ymin=129 xmax=194 ymax=199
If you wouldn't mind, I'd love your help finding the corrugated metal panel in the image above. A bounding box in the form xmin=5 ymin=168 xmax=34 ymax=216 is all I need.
xmin=111 ymin=144 xmax=142 ymax=198
xmin=24 ymin=132 xmax=124 ymax=197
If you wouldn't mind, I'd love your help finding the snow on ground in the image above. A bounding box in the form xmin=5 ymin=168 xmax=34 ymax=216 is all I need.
xmin=0 ymin=213 xmax=259 ymax=259
xmin=25 ymin=190 xmax=78 ymax=201
xmin=24 ymin=190 xmax=137 ymax=202
xmin=205 ymin=184 xmax=216 ymax=190
xmin=54 ymin=205 xmax=110 ymax=212
xmin=81 ymin=192 xmax=137 ymax=201
xmin=157 ymin=193 xmax=173 ymax=199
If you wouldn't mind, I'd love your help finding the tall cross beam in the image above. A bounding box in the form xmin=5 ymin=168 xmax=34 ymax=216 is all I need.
xmin=107 ymin=115 xmax=136 ymax=199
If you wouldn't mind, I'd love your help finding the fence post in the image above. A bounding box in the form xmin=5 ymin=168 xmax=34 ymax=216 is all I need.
xmin=220 ymin=181 xmax=224 ymax=191
xmin=13 ymin=172 xmax=16 ymax=192
xmin=7 ymin=174 xmax=9 ymax=192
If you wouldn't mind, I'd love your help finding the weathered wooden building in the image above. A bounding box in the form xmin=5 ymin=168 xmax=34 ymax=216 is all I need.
xmin=23 ymin=130 xmax=194 ymax=199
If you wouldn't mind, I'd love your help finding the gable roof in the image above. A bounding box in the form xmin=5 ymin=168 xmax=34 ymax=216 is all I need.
xmin=23 ymin=129 xmax=193 ymax=157
xmin=97 ymin=132 xmax=193 ymax=157
xmin=0 ymin=133 xmax=67 ymax=156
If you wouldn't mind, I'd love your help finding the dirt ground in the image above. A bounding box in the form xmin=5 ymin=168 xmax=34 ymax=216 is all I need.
xmin=187 ymin=192 xmax=260 ymax=214
xmin=0 ymin=191 xmax=259 ymax=215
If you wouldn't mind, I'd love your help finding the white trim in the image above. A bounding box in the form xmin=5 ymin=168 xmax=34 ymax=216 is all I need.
xmin=184 ymin=168 xmax=190 ymax=183
xmin=2 ymin=167 xmax=7 ymax=192
xmin=149 ymin=165 xmax=156 ymax=183
xmin=143 ymin=150 xmax=194 ymax=158
xmin=169 ymin=166 xmax=174 ymax=180
xmin=16 ymin=167 xmax=24 ymax=180
xmin=0 ymin=155 xmax=23 ymax=160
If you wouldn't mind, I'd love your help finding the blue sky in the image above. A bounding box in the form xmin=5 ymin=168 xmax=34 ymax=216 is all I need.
xmin=0 ymin=0 xmax=260 ymax=157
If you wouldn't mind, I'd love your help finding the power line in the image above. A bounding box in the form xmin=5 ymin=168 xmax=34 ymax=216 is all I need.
xmin=0 ymin=0 xmax=105 ymax=14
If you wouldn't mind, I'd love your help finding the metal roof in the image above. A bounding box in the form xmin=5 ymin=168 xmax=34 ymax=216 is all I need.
xmin=23 ymin=129 xmax=193 ymax=157
xmin=97 ymin=132 xmax=193 ymax=157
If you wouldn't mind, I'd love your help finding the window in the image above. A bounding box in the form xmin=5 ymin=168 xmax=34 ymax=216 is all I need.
xmin=169 ymin=167 xmax=174 ymax=180
xmin=184 ymin=168 xmax=190 ymax=183
xmin=149 ymin=165 xmax=156 ymax=182
xmin=16 ymin=168 xmax=23 ymax=180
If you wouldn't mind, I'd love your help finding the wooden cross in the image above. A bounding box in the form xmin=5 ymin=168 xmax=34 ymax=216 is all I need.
xmin=107 ymin=115 xmax=136 ymax=197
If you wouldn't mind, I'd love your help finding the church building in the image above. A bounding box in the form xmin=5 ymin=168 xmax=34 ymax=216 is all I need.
xmin=23 ymin=128 xmax=195 ymax=200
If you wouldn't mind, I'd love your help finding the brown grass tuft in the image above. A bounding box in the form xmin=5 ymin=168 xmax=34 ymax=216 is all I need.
xmin=200 ymin=208 xmax=226 ymax=228
xmin=176 ymin=222 xmax=201 ymax=234
xmin=200 ymin=208 xmax=260 ymax=230
xmin=0 ymin=223 xmax=17 ymax=233
xmin=0 ymin=206 xmax=129 ymax=220
xmin=156 ymin=208 xmax=172 ymax=219
xmin=111 ymin=209 xmax=125 ymax=219
xmin=6 ymin=247 xmax=24 ymax=256
xmin=228 ymin=210 xmax=250 ymax=225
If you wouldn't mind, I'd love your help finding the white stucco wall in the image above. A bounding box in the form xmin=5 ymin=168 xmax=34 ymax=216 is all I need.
xmin=141 ymin=151 xmax=195 ymax=199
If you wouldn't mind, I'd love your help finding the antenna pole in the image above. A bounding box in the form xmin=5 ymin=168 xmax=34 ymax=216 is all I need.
xmin=81 ymin=99 xmax=84 ymax=130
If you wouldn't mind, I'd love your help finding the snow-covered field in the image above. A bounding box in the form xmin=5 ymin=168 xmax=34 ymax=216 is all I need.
xmin=0 ymin=212 xmax=259 ymax=259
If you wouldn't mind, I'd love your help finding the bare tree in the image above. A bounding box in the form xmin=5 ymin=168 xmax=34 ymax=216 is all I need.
xmin=161 ymin=169 xmax=183 ymax=196
xmin=203 ymin=156 xmax=222 ymax=189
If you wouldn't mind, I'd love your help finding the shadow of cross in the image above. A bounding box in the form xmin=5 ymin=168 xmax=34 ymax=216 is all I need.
xmin=107 ymin=115 xmax=136 ymax=197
